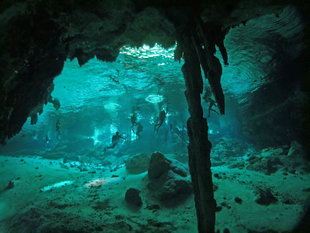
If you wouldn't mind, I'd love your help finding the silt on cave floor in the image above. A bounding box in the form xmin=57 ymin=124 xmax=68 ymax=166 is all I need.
xmin=0 ymin=140 xmax=309 ymax=233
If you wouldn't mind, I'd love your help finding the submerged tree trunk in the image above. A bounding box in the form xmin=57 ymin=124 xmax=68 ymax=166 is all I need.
xmin=182 ymin=33 xmax=216 ymax=233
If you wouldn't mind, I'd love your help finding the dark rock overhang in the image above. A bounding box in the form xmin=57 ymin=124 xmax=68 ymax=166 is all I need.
xmin=0 ymin=0 xmax=309 ymax=143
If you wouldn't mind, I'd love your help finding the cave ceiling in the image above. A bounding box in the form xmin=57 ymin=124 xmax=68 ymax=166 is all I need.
xmin=0 ymin=0 xmax=309 ymax=143
xmin=39 ymin=6 xmax=306 ymax=115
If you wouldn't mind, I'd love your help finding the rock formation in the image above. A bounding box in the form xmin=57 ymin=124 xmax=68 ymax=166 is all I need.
xmin=126 ymin=153 xmax=150 ymax=174
xmin=0 ymin=1 xmax=310 ymax=233
xmin=125 ymin=188 xmax=143 ymax=208
xmin=147 ymin=152 xmax=192 ymax=206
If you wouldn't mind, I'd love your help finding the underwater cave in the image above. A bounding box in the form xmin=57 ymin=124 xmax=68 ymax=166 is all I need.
xmin=0 ymin=1 xmax=310 ymax=233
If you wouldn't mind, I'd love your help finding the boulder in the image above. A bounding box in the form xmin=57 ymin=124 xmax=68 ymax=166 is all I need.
xmin=147 ymin=152 xmax=192 ymax=206
xmin=246 ymin=147 xmax=285 ymax=175
xmin=148 ymin=152 xmax=171 ymax=179
xmin=126 ymin=153 xmax=150 ymax=174
xmin=170 ymin=159 xmax=188 ymax=177
xmin=125 ymin=188 xmax=142 ymax=208
xmin=261 ymin=147 xmax=285 ymax=157
xmin=211 ymin=137 xmax=250 ymax=160
xmin=255 ymin=188 xmax=278 ymax=206
xmin=288 ymin=140 xmax=305 ymax=157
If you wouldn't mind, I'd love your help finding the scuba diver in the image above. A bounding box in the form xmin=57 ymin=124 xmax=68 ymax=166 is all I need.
xmin=130 ymin=112 xmax=137 ymax=133
xmin=129 ymin=110 xmax=144 ymax=138
xmin=203 ymin=86 xmax=219 ymax=117
xmin=45 ymin=135 xmax=51 ymax=144
xmin=136 ymin=122 xmax=143 ymax=138
xmin=108 ymin=69 xmax=120 ymax=84
xmin=56 ymin=118 xmax=61 ymax=140
xmin=130 ymin=111 xmax=143 ymax=138
xmin=105 ymin=131 xmax=125 ymax=151
xmin=154 ymin=109 xmax=167 ymax=133
xmin=207 ymin=98 xmax=218 ymax=117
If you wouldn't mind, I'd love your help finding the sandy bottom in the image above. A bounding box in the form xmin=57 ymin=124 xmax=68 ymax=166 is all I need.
xmin=0 ymin=154 xmax=309 ymax=233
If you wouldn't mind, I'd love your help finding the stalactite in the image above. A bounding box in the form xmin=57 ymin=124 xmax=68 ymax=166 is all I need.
xmin=193 ymin=18 xmax=225 ymax=114
xmin=165 ymin=8 xmax=227 ymax=233
xmin=181 ymin=29 xmax=217 ymax=233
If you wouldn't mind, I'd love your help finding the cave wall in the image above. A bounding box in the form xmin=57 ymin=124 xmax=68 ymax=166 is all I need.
xmin=233 ymin=16 xmax=310 ymax=149
xmin=239 ymin=76 xmax=309 ymax=149
xmin=213 ymin=5 xmax=310 ymax=150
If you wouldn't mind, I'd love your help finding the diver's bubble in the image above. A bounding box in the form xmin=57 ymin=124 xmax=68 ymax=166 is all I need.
xmin=145 ymin=94 xmax=164 ymax=104
xmin=104 ymin=102 xmax=121 ymax=111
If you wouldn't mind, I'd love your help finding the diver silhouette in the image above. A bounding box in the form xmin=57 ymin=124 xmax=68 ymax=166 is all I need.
xmin=136 ymin=122 xmax=143 ymax=138
xmin=56 ymin=118 xmax=61 ymax=140
xmin=203 ymin=86 xmax=219 ymax=117
xmin=105 ymin=131 xmax=125 ymax=151
xmin=154 ymin=109 xmax=167 ymax=133
xmin=130 ymin=112 xmax=137 ymax=133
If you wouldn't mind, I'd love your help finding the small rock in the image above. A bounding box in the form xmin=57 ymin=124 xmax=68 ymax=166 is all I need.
xmin=255 ymin=188 xmax=278 ymax=206
xmin=234 ymin=197 xmax=242 ymax=204
xmin=78 ymin=166 xmax=88 ymax=172
xmin=6 ymin=180 xmax=15 ymax=189
xmin=125 ymin=188 xmax=142 ymax=208
xmin=146 ymin=204 xmax=160 ymax=211
xmin=302 ymin=187 xmax=310 ymax=192
xmin=288 ymin=140 xmax=304 ymax=157
xmin=115 ymin=215 xmax=124 ymax=220
xmin=289 ymin=169 xmax=296 ymax=174
xmin=221 ymin=202 xmax=231 ymax=209
xmin=147 ymin=219 xmax=172 ymax=228
xmin=266 ymin=158 xmax=282 ymax=175
xmin=283 ymin=198 xmax=295 ymax=205
xmin=302 ymin=166 xmax=310 ymax=173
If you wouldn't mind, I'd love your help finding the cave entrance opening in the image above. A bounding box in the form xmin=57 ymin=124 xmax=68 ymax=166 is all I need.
xmin=0 ymin=43 xmax=244 ymax=160
xmin=1 ymin=44 xmax=193 ymax=162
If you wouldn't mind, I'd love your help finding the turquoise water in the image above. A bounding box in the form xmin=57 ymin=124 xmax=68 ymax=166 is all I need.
xmin=0 ymin=44 xmax=241 ymax=159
